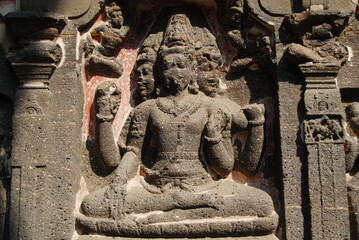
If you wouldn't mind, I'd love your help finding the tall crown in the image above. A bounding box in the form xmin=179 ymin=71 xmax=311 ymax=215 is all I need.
xmin=159 ymin=10 xmax=195 ymax=60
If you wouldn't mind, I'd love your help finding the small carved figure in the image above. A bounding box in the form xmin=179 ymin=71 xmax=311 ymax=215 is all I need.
xmin=84 ymin=1 xmax=129 ymax=78
xmin=77 ymin=12 xmax=277 ymax=238
xmin=134 ymin=32 xmax=163 ymax=101
xmin=226 ymin=1 xmax=275 ymax=72
xmin=304 ymin=115 xmax=343 ymax=143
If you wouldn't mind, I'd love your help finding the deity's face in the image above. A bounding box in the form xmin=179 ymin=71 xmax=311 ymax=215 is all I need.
xmin=136 ymin=63 xmax=155 ymax=99
xmin=161 ymin=53 xmax=191 ymax=94
xmin=109 ymin=7 xmax=124 ymax=29
xmin=197 ymin=70 xmax=219 ymax=97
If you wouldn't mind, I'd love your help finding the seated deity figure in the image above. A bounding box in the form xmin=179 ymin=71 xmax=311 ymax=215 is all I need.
xmin=77 ymin=12 xmax=277 ymax=238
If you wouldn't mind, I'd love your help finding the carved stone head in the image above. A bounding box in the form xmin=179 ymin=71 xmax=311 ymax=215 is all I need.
xmin=155 ymin=11 xmax=198 ymax=95
xmin=196 ymin=61 xmax=221 ymax=97
xmin=136 ymin=63 xmax=155 ymax=100
xmin=107 ymin=2 xmax=124 ymax=29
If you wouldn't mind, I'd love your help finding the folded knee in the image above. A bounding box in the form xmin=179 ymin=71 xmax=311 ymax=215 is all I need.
xmin=80 ymin=188 xmax=109 ymax=218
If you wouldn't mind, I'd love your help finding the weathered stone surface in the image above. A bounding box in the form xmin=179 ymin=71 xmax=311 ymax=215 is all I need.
xmin=259 ymin=0 xmax=292 ymax=15
xmin=77 ymin=236 xmax=278 ymax=240
xmin=77 ymin=9 xmax=277 ymax=238
xmin=277 ymin=44 xmax=308 ymax=239
xmin=1 ymin=1 xmax=359 ymax=239
xmin=4 ymin=12 xmax=66 ymax=41
xmin=20 ymin=0 xmax=92 ymax=18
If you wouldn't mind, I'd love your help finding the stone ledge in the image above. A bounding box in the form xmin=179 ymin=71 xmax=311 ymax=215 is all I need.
xmin=77 ymin=235 xmax=278 ymax=240
xmin=76 ymin=213 xmax=278 ymax=238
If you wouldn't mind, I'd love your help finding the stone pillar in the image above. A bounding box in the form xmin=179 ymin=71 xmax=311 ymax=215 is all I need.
xmin=5 ymin=12 xmax=65 ymax=239
xmin=299 ymin=63 xmax=350 ymax=239
xmin=9 ymin=61 xmax=56 ymax=240
xmin=277 ymin=46 xmax=308 ymax=239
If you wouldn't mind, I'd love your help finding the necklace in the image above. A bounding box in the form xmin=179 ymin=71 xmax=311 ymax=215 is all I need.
xmin=156 ymin=95 xmax=202 ymax=117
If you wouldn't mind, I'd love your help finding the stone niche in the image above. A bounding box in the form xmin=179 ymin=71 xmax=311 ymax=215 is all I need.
xmin=0 ymin=0 xmax=359 ymax=239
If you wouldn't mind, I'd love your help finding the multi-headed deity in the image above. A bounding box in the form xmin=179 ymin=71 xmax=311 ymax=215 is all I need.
xmin=77 ymin=11 xmax=277 ymax=238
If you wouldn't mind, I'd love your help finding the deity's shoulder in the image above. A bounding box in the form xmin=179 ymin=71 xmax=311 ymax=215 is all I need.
xmin=198 ymin=93 xmax=224 ymax=114
xmin=131 ymin=99 xmax=156 ymax=120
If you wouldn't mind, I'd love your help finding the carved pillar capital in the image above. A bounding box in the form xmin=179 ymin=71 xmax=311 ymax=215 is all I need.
xmin=5 ymin=12 xmax=66 ymax=84
xmin=7 ymin=41 xmax=61 ymax=89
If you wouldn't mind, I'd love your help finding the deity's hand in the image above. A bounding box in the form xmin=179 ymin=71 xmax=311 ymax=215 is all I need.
xmin=206 ymin=109 xmax=230 ymax=139
xmin=244 ymin=103 xmax=265 ymax=127
xmin=95 ymin=81 xmax=121 ymax=121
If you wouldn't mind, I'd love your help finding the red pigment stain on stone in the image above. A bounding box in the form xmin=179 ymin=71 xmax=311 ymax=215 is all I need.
xmin=81 ymin=15 xmax=143 ymax=141
xmin=80 ymin=178 xmax=87 ymax=193
xmin=81 ymin=48 xmax=138 ymax=141
xmin=231 ymin=171 xmax=260 ymax=185
xmin=112 ymin=48 xmax=138 ymax=139
xmin=82 ymin=3 xmax=236 ymax=140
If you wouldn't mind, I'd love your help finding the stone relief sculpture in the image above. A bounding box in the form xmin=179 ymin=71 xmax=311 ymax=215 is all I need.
xmin=284 ymin=10 xmax=348 ymax=67
xmin=77 ymin=10 xmax=277 ymax=238
xmin=226 ymin=0 xmax=275 ymax=72
xmin=282 ymin=5 xmax=352 ymax=239
xmin=1 ymin=0 xmax=358 ymax=239
xmin=345 ymin=103 xmax=359 ymax=238
xmin=135 ymin=32 xmax=163 ymax=101
xmin=84 ymin=1 xmax=129 ymax=78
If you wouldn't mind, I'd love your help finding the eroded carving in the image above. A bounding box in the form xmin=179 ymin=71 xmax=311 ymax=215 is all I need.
xmin=4 ymin=11 xmax=66 ymax=239
xmin=77 ymin=10 xmax=277 ymax=238
xmin=4 ymin=12 xmax=66 ymax=41
xmin=344 ymin=103 xmax=359 ymax=238
xmin=285 ymin=7 xmax=351 ymax=238
xmin=284 ymin=11 xmax=349 ymax=66
xmin=84 ymin=1 xmax=129 ymax=78
xmin=304 ymin=115 xmax=343 ymax=143
xmin=305 ymin=90 xmax=341 ymax=115
xmin=226 ymin=0 xmax=275 ymax=72
xmin=135 ymin=32 xmax=163 ymax=101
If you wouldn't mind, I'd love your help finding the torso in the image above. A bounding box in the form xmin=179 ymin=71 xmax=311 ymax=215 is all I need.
xmin=143 ymin=93 xmax=212 ymax=182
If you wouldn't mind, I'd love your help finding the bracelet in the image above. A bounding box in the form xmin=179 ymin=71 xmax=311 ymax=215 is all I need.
xmin=204 ymin=134 xmax=222 ymax=144
xmin=96 ymin=113 xmax=114 ymax=122
xmin=248 ymin=118 xmax=265 ymax=127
